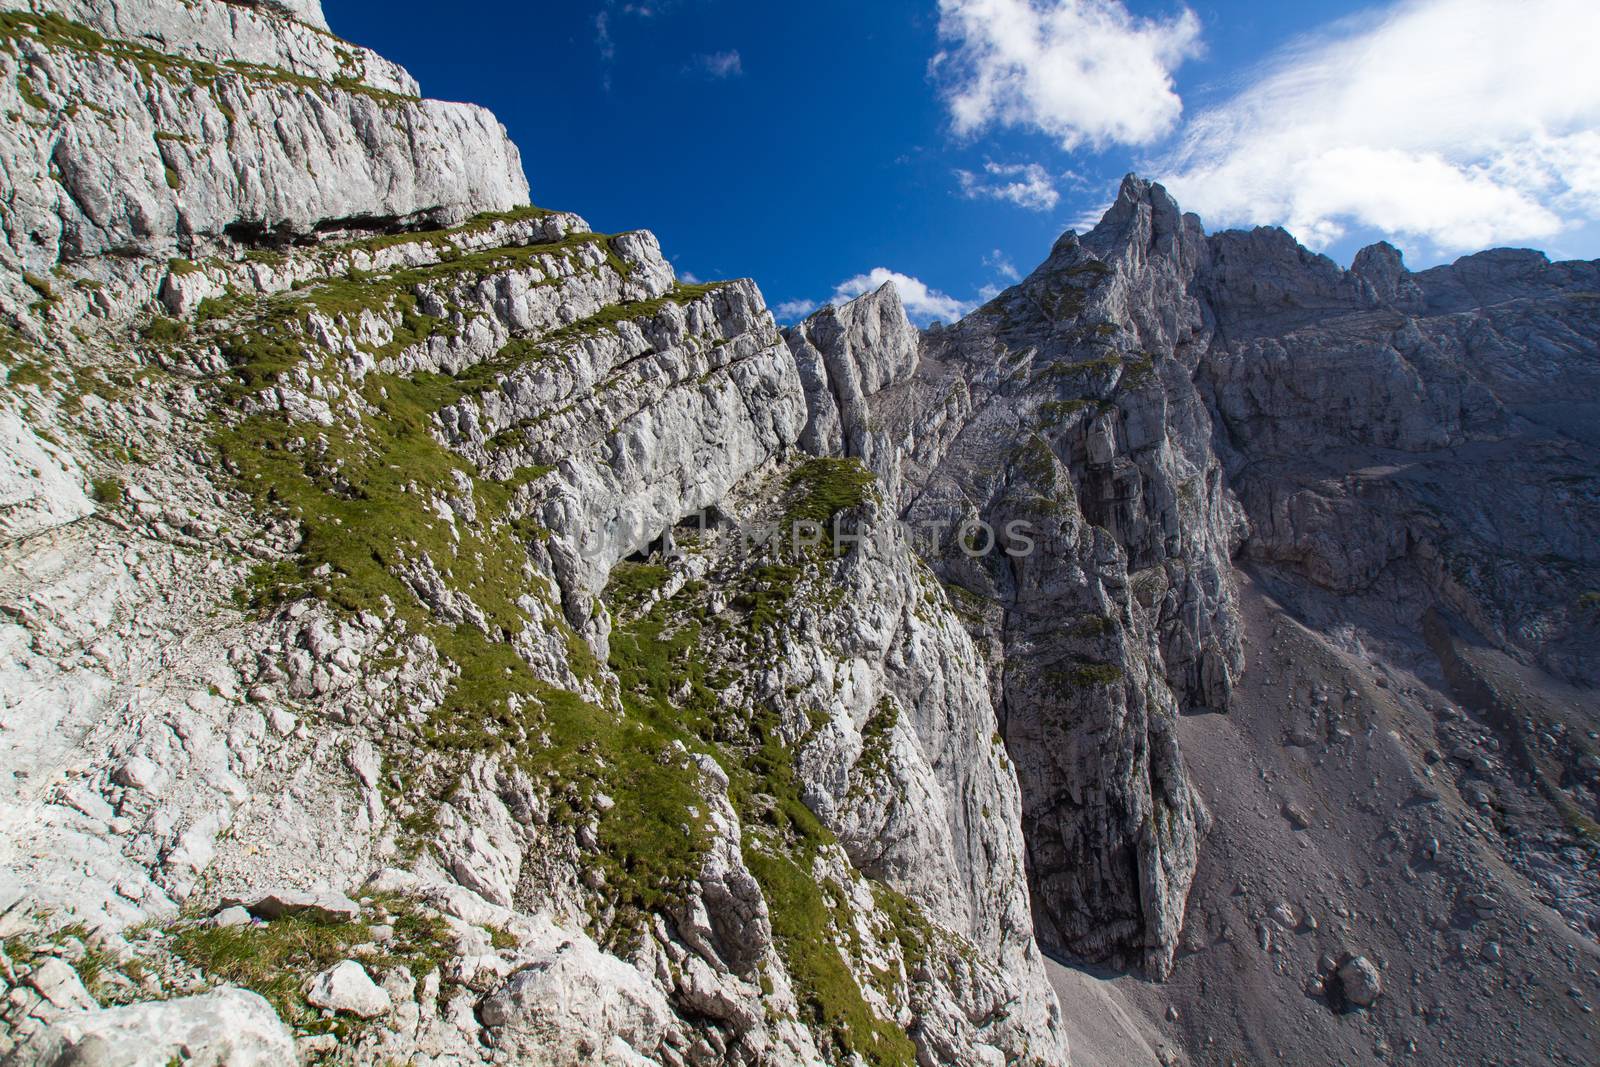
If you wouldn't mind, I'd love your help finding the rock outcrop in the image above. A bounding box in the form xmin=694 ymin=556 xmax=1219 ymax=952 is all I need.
xmin=6 ymin=987 xmax=298 ymax=1066
xmin=0 ymin=0 xmax=527 ymax=316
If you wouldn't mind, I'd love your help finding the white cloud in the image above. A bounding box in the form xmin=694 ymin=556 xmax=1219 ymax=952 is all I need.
xmin=831 ymin=269 xmax=974 ymax=325
xmin=983 ymin=248 xmax=1020 ymax=280
xmin=933 ymin=0 xmax=1202 ymax=150
xmin=1159 ymin=0 xmax=1600 ymax=252
xmin=773 ymin=298 xmax=819 ymax=321
xmin=956 ymin=162 xmax=1061 ymax=211
xmin=595 ymin=11 xmax=615 ymax=87
xmin=693 ymin=50 xmax=743 ymax=79
xmin=678 ymin=269 xmax=703 ymax=284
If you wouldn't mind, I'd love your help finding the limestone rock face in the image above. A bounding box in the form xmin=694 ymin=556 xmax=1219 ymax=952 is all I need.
xmin=1198 ymin=216 xmax=1600 ymax=687
xmin=0 ymin=405 xmax=93 ymax=542
xmin=0 ymin=0 xmax=527 ymax=313
xmin=478 ymin=940 xmax=674 ymax=1065
xmin=3 ymin=0 xmax=1595 ymax=1061
xmin=804 ymin=173 xmax=1599 ymax=985
xmin=785 ymin=280 xmax=920 ymax=467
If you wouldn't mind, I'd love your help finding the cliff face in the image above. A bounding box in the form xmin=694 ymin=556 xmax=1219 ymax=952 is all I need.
xmin=0 ymin=3 xmax=1066 ymax=1065
xmin=803 ymin=181 xmax=1245 ymax=977
xmin=795 ymin=175 xmax=1600 ymax=987
xmin=1200 ymin=227 xmax=1600 ymax=689
xmin=0 ymin=0 xmax=526 ymax=316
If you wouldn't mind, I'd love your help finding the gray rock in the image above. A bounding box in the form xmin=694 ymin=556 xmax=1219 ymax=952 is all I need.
xmin=24 ymin=957 xmax=95 ymax=1013
xmin=786 ymin=280 xmax=920 ymax=467
xmin=305 ymin=960 xmax=390 ymax=1019
xmin=0 ymin=0 xmax=528 ymax=314
xmin=0 ymin=408 xmax=94 ymax=544
xmin=479 ymin=940 xmax=672 ymax=1064
xmin=1336 ymin=954 xmax=1383 ymax=1009
xmin=4 ymin=987 xmax=295 ymax=1066
xmin=812 ymin=175 xmax=1246 ymax=978
xmin=111 ymin=756 xmax=162 ymax=792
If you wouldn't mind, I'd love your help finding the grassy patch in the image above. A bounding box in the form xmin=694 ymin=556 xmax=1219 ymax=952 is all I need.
xmin=1065 ymin=259 xmax=1114 ymax=278
xmin=170 ymin=916 xmax=367 ymax=1032
xmin=16 ymin=71 xmax=47 ymax=110
xmin=783 ymin=458 xmax=876 ymax=531
xmin=169 ymin=896 xmax=449 ymax=1037
xmin=141 ymin=316 xmax=189 ymax=345
xmin=1070 ymin=615 xmax=1115 ymax=638
xmin=335 ymin=205 xmax=555 ymax=257
xmin=746 ymin=850 xmax=917 ymax=1066
xmin=233 ymin=559 xmax=304 ymax=613
xmin=91 ymin=476 xmax=123 ymax=505
xmin=1049 ymin=659 xmax=1125 ymax=688
xmin=847 ymin=699 xmax=899 ymax=802
xmin=4 ymin=359 xmax=53 ymax=390
xmin=23 ymin=272 xmax=54 ymax=302
xmin=607 ymin=557 xmax=914 ymax=1065
xmin=3 ymin=921 xmax=122 ymax=1001
xmin=0 ymin=11 xmax=421 ymax=107
xmin=603 ymin=561 xmax=671 ymax=620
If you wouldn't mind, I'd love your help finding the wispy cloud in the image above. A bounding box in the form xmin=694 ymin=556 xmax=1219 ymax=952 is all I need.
xmin=932 ymin=0 xmax=1202 ymax=150
xmin=692 ymin=50 xmax=744 ymax=79
xmin=594 ymin=11 xmax=615 ymax=88
xmin=1159 ymin=0 xmax=1600 ymax=252
xmin=773 ymin=298 xmax=819 ymax=322
xmin=983 ymin=249 xmax=1020 ymax=281
xmin=956 ymin=162 xmax=1060 ymax=211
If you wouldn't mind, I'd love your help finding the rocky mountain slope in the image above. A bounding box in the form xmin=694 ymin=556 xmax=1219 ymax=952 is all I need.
xmin=0 ymin=2 xmax=1064 ymax=1064
xmin=0 ymin=2 xmax=1596 ymax=1066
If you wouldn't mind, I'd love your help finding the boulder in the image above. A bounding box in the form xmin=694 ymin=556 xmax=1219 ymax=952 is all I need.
xmin=305 ymin=960 xmax=391 ymax=1019
xmin=1336 ymin=954 xmax=1383 ymax=1009
xmin=479 ymin=940 xmax=671 ymax=1065
xmin=5 ymin=987 xmax=295 ymax=1066
xmin=24 ymin=958 xmax=97 ymax=1013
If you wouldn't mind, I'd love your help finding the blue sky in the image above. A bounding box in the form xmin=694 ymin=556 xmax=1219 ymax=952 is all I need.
xmin=325 ymin=0 xmax=1600 ymax=323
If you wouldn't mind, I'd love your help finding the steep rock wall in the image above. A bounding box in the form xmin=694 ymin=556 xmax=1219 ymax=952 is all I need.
xmin=796 ymin=179 xmax=1244 ymax=977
